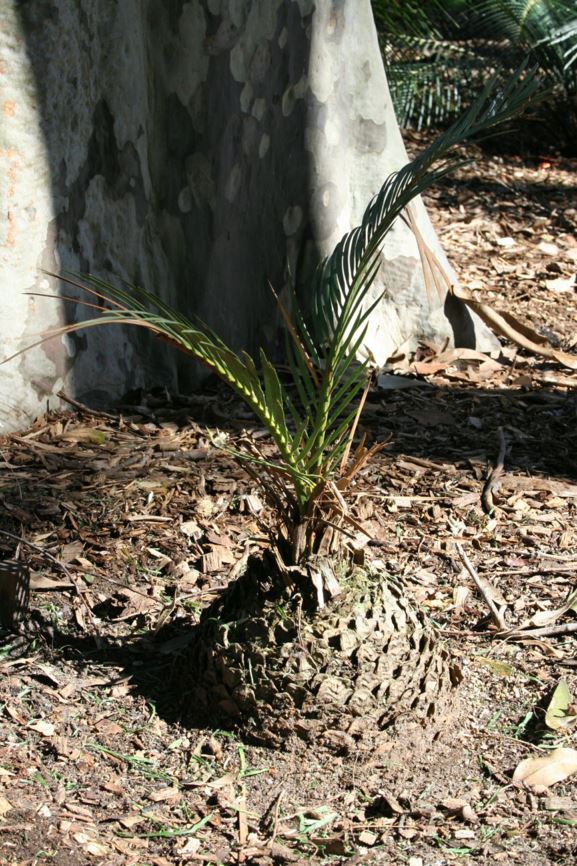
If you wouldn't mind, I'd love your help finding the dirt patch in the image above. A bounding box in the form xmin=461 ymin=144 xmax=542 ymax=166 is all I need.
xmin=1 ymin=141 xmax=577 ymax=865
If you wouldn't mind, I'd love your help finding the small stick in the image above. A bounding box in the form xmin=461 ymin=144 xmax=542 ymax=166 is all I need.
xmin=237 ymin=784 xmax=248 ymax=851
xmin=270 ymin=790 xmax=285 ymax=843
xmin=57 ymin=390 xmax=118 ymax=421
xmin=502 ymin=622 xmax=577 ymax=640
xmin=455 ymin=542 xmax=507 ymax=631
xmin=481 ymin=427 xmax=507 ymax=514
xmin=536 ymin=552 xmax=577 ymax=562
xmin=0 ymin=529 xmax=95 ymax=625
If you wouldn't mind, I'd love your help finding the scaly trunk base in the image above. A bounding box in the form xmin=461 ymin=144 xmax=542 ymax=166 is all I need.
xmin=183 ymin=556 xmax=458 ymax=749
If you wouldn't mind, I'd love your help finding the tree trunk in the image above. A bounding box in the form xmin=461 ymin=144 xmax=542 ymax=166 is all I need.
xmin=0 ymin=0 xmax=497 ymax=432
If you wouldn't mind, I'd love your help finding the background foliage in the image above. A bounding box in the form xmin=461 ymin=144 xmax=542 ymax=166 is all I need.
xmin=373 ymin=0 xmax=577 ymax=153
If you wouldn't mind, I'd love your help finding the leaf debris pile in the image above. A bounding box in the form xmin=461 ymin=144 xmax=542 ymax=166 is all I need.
xmin=1 ymin=143 xmax=577 ymax=865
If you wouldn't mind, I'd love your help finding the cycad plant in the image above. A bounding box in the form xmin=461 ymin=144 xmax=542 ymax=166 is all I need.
xmin=23 ymin=68 xmax=538 ymax=574
xmin=9 ymin=69 xmax=540 ymax=741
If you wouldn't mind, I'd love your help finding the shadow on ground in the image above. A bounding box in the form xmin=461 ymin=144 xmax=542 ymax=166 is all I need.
xmin=0 ymin=381 xmax=576 ymax=732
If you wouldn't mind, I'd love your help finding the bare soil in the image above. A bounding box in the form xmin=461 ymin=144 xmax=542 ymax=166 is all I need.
xmin=1 ymin=140 xmax=576 ymax=866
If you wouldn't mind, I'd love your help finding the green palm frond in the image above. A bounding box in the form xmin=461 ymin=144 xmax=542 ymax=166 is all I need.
xmin=549 ymin=18 xmax=577 ymax=73
xmin=37 ymin=275 xmax=318 ymax=512
xmin=371 ymin=0 xmax=455 ymax=40
xmin=472 ymin=0 xmax=569 ymax=41
xmin=470 ymin=1 xmax=577 ymax=99
xmin=386 ymin=44 xmax=496 ymax=129
xmin=245 ymin=64 xmax=540 ymax=491
xmin=378 ymin=0 xmax=577 ymax=138
xmin=302 ymin=64 xmax=540 ymax=475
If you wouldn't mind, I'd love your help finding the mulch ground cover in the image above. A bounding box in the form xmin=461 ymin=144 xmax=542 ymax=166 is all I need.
xmin=0 ymin=137 xmax=576 ymax=866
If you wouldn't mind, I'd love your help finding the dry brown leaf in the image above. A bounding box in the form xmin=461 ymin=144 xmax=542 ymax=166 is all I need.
xmin=5 ymin=704 xmax=27 ymax=725
xmin=85 ymin=840 xmax=110 ymax=857
xmin=410 ymin=360 xmax=449 ymax=376
xmin=452 ymin=285 xmax=577 ymax=370
xmin=113 ymin=835 xmax=150 ymax=854
xmin=441 ymin=797 xmax=478 ymax=822
xmin=206 ymin=773 xmax=236 ymax=791
xmin=101 ymin=776 xmax=124 ymax=795
xmin=496 ymin=236 xmax=518 ymax=248
xmin=378 ymin=791 xmax=404 ymax=815
xmin=537 ymin=241 xmax=560 ymax=256
xmin=544 ymin=681 xmax=575 ymax=732
xmin=148 ymin=787 xmax=181 ymax=803
xmin=177 ymin=838 xmax=201 ymax=856
xmin=72 ymin=832 xmax=109 ymax=856
xmin=442 ymin=797 xmax=467 ymax=811
xmin=473 ymin=573 xmax=507 ymax=606
xmin=517 ymin=588 xmax=577 ymax=631
xmin=94 ymin=718 xmax=123 ymax=737
xmin=543 ymin=796 xmax=575 ymax=811
xmin=545 ymin=274 xmax=576 ymax=293
xmin=34 ymin=663 xmax=61 ymax=686
xmin=109 ymin=588 xmax=157 ymax=621
xmin=60 ymin=427 xmax=108 ymax=445
xmin=28 ymin=719 xmax=56 ymax=737
xmin=453 ymin=586 xmax=470 ymax=613
xmin=0 ymin=795 xmax=13 ymax=819
xmin=513 ymin=747 xmax=577 ymax=792
xmin=454 ymin=828 xmax=476 ymax=839
xmin=180 ymin=519 xmax=203 ymax=540
xmin=30 ymin=573 xmax=74 ymax=591
xmin=117 ymin=814 xmax=145 ymax=829
xmin=60 ymin=541 xmax=85 ymax=562
xmin=242 ymin=493 xmax=264 ymax=514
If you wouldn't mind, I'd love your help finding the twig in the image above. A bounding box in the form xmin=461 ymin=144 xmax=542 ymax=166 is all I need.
xmin=0 ymin=529 xmax=66 ymax=571
xmin=271 ymin=790 xmax=285 ymax=842
xmin=455 ymin=542 xmax=507 ymax=630
xmin=0 ymin=529 xmax=95 ymax=625
xmin=490 ymin=565 xmax=577 ymax=576
xmin=481 ymin=427 xmax=507 ymax=514
xmin=501 ymin=622 xmax=577 ymax=640
xmin=535 ymin=552 xmax=577 ymax=562
xmin=438 ymin=628 xmax=493 ymax=637
xmin=57 ymin=390 xmax=118 ymax=421
xmin=262 ymin=790 xmax=285 ymax=844
xmin=456 ymin=538 xmax=576 ymax=641
xmin=237 ymin=784 xmax=248 ymax=853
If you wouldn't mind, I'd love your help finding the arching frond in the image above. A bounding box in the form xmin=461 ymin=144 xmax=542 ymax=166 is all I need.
xmin=299 ymin=63 xmax=539 ymax=475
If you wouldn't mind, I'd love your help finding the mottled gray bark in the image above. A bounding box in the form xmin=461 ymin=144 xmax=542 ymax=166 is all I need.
xmin=0 ymin=0 xmax=496 ymax=432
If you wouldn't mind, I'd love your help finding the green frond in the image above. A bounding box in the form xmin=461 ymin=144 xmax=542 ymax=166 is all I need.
xmin=31 ymin=276 xmax=317 ymax=510
xmin=285 ymin=336 xmax=317 ymax=416
xmin=300 ymin=63 xmax=540 ymax=478
xmin=378 ymin=0 xmax=577 ymax=134
xmin=372 ymin=0 xmax=452 ymax=40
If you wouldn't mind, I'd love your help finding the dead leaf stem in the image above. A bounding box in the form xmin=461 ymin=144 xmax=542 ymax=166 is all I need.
xmin=455 ymin=541 xmax=507 ymax=630
xmin=481 ymin=426 xmax=507 ymax=514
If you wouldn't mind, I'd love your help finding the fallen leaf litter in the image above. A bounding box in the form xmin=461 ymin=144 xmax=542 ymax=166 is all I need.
xmin=0 ymin=138 xmax=576 ymax=866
